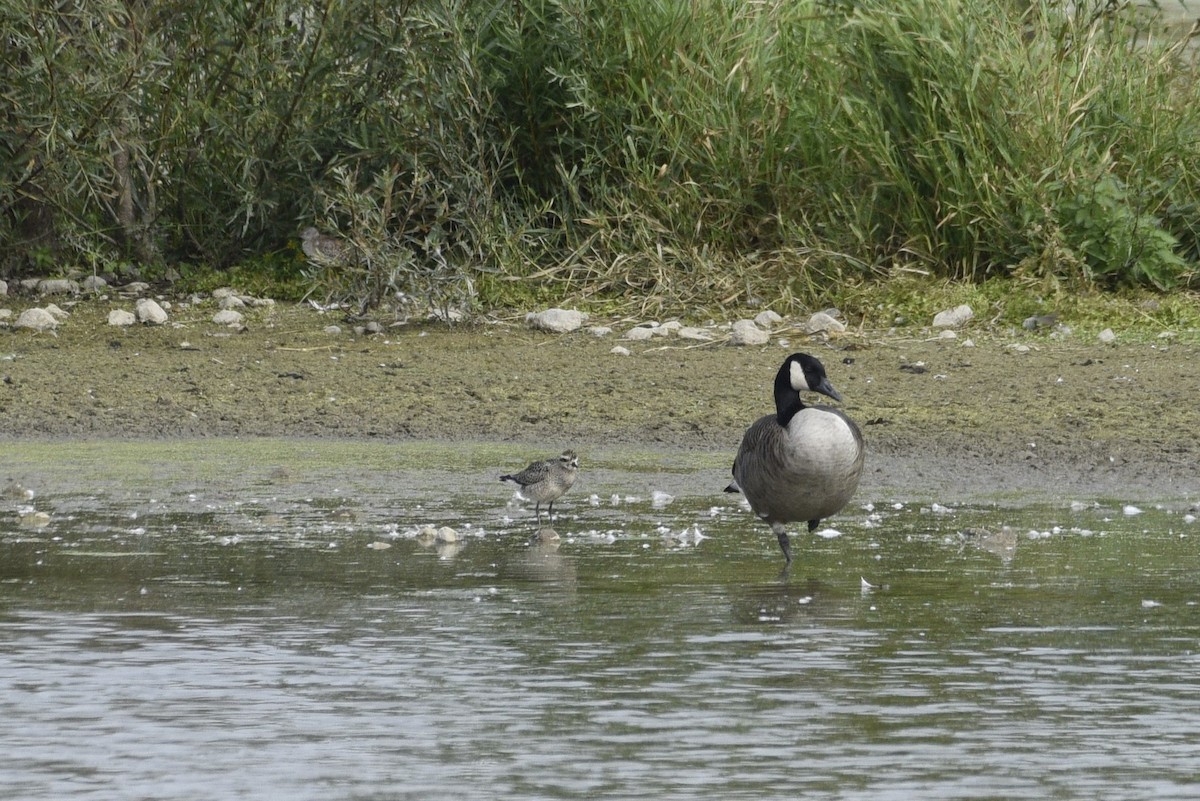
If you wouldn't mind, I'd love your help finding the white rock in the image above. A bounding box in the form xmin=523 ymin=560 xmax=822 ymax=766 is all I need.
xmin=14 ymin=308 xmax=58 ymax=332
xmin=661 ymin=321 xmax=683 ymax=332
xmin=120 ymin=281 xmax=150 ymax=296
xmin=624 ymin=326 xmax=656 ymax=341
xmin=805 ymin=311 xmax=846 ymax=334
xmin=651 ymin=490 xmax=675 ymax=508
xmin=587 ymin=326 xmax=613 ymax=337
xmin=677 ymin=326 xmax=714 ymax=341
xmin=0 ymin=279 xmax=7 ymax=296
xmin=628 ymin=323 xmax=669 ymax=338
xmin=44 ymin=303 xmax=70 ymax=320
xmin=1123 ymin=505 xmax=1143 ymax=516
xmin=729 ymin=319 xmax=769 ymax=346
xmin=0 ymin=309 xmax=11 ymax=319
xmin=938 ymin=329 xmax=957 ymax=339
xmin=754 ymin=310 xmax=783 ymax=328
xmin=1008 ymin=343 xmax=1030 ymax=354
xmin=526 ymin=308 xmax=584 ymax=333
xmin=961 ymin=338 xmax=976 ymax=347
xmin=213 ymin=309 xmax=244 ymax=326
xmin=135 ymin=298 xmax=168 ymax=324
xmin=932 ymin=304 xmax=974 ymax=328
xmin=211 ymin=287 xmax=238 ymax=300
xmin=81 ymin=275 xmax=108 ymax=293
xmin=435 ymin=526 xmax=458 ymax=544
xmin=249 ymin=296 xmax=276 ymax=308
xmin=610 ymin=345 xmax=631 ymax=356
xmin=1098 ymin=328 xmax=1116 ymax=344
xmin=37 ymin=278 xmax=79 ymax=295
xmin=323 ymin=325 xmax=342 ymax=335
xmin=430 ymin=307 xmax=467 ymax=323
xmin=19 ymin=510 xmax=51 ymax=529
xmin=20 ymin=278 xmax=41 ymax=292
xmin=219 ymin=295 xmax=246 ymax=309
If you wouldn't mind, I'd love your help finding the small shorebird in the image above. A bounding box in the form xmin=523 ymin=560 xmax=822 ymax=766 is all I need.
xmin=500 ymin=450 xmax=579 ymax=524
xmin=299 ymin=227 xmax=349 ymax=266
xmin=727 ymin=353 xmax=864 ymax=564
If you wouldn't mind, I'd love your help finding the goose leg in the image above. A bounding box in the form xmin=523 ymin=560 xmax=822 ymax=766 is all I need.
xmin=771 ymin=523 xmax=793 ymax=563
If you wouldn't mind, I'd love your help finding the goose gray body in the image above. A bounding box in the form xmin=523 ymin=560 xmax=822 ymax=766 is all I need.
xmin=500 ymin=450 xmax=579 ymax=523
xmin=727 ymin=353 xmax=864 ymax=563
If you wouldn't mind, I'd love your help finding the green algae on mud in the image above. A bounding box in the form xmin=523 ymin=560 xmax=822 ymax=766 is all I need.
xmin=1 ymin=438 xmax=731 ymax=494
xmin=0 ymin=299 xmax=1197 ymax=502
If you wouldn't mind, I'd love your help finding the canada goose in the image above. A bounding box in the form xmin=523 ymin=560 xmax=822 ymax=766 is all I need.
xmin=726 ymin=353 xmax=864 ymax=564
xmin=500 ymin=450 xmax=579 ymax=524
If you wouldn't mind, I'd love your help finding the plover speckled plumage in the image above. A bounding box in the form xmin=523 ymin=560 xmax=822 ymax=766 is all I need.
xmin=500 ymin=450 xmax=579 ymax=524
xmin=299 ymin=227 xmax=349 ymax=266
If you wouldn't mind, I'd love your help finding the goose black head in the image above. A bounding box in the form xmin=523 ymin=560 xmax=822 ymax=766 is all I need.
xmin=773 ymin=353 xmax=843 ymax=423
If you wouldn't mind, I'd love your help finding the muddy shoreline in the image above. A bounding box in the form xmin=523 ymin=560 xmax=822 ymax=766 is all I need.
xmin=1 ymin=301 xmax=1196 ymax=502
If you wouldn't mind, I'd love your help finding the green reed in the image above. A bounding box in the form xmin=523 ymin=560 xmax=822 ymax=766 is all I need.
xmin=3 ymin=0 xmax=1198 ymax=313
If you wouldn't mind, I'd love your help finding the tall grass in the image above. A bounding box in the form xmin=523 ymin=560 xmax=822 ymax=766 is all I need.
xmin=2 ymin=0 xmax=1199 ymax=313
xmin=568 ymin=0 xmax=1200 ymax=297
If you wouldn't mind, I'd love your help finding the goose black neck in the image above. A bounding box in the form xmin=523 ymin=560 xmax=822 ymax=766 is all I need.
xmin=773 ymin=370 xmax=805 ymax=427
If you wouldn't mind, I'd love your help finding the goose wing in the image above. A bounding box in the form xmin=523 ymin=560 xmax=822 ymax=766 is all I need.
xmin=729 ymin=414 xmax=778 ymax=494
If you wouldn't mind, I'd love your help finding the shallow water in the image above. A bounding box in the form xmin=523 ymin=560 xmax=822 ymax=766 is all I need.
xmin=2 ymin=440 xmax=1199 ymax=800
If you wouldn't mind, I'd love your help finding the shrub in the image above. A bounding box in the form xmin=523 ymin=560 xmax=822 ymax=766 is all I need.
xmin=2 ymin=0 xmax=1198 ymax=310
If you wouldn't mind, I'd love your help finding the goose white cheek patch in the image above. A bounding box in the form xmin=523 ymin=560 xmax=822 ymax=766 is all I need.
xmin=790 ymin=360 xmax=810 ymax=392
